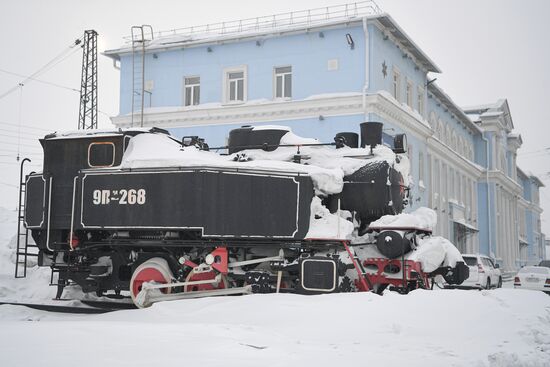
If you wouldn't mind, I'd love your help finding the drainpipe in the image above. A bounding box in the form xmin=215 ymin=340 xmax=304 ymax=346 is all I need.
xmin=362 ymin=17 xmax=369 ymax=121
xmin=481 ymin=133 xmax=492 ymax=258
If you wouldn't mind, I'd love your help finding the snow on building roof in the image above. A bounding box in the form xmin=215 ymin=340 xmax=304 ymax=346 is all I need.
xmin=103 ymin=2 xmax=440 ymax=73
xmin=463 ymin=99 xmax=514 ymax=131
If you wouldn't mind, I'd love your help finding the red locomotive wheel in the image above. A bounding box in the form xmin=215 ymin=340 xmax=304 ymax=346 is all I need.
xmin=130 ymin=258 xmax=173 ymax=305
xmin=184 ymin=269 xmax=228 ymax=292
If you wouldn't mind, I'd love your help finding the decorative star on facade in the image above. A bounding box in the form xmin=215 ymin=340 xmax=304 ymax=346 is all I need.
xmin=382 ymin=61 xmax=388 ymax=78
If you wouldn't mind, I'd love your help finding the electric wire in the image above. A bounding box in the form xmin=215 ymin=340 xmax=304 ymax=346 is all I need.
xmin=0 ymin=121 xmax=55 ymax=132
xmin=0 ymin=37 xmax=83 ymax=100
xmin=0 ymin=68 xmax=79 ymax=93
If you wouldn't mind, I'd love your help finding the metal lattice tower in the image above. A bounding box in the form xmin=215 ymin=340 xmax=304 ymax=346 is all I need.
xmin=78 ymin=30 xmax=98 ymax=130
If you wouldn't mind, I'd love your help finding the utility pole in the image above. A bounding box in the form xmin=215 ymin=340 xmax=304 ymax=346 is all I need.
xmin=78 ymin=30 xmax=98 ymax=130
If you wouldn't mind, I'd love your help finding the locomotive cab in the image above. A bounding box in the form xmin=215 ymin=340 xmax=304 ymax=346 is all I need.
xmin=25 ymin=128 xmax=170 ymax=256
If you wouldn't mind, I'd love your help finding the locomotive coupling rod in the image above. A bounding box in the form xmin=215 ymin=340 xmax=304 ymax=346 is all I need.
xmin=138 ymin=286 xmax=253 ymax=308
xmin=227 ymin=255 xmax=284 ymax=268
xmin=142 ymin=275 xmax=223 ymax=291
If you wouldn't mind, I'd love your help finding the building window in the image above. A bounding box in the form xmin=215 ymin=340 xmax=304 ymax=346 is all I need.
xmin=184 ymin=76 xmax=200 ymax=106
xmin=406 ymin=80 xmax=413 ymax=108
xmin=417 ymin=87 xmax=425 ymax=115
xmin=392 ymin=68 xmax=401 ymax=101
xmin=224 ymin=67 xmax=247 ymax=103
xmin=274 ymin=66 xmax=292 ymax=99
xmin=418 ymin=151 xmax=425 ymax=187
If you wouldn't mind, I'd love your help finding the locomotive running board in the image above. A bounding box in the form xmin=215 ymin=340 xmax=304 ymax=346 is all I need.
xmin=137 ymin=285 xmax=253 ymax=308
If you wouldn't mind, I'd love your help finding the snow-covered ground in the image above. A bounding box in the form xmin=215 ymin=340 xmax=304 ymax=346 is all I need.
xmin=1 ymin=206 xmax=549 ymax=367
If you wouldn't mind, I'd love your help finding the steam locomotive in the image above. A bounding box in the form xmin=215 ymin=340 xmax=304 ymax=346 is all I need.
xmin=23 ymin=122 xmax=468 ymax=307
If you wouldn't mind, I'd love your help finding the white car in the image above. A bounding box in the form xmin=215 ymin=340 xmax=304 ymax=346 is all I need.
xmin=460 ymin=254 xmax=502 ymax=289
xmin=514 ymin=266 xmax=550 ymax=294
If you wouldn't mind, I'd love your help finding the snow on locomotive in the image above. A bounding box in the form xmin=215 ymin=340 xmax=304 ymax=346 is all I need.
xmin=23 ymin=122 xmax=468 ymax=307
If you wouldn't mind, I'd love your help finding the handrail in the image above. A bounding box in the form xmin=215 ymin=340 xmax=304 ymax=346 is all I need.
xmin=122 ymin=1 xmax=381 ymax=43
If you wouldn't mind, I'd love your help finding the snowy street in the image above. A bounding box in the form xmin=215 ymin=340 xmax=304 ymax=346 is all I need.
xmin=1 ymin=288 xmax=549 ymax=366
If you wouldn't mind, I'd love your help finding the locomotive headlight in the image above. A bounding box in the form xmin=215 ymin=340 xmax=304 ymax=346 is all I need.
xmin=205 ymin=254 xmax=215 ymax=265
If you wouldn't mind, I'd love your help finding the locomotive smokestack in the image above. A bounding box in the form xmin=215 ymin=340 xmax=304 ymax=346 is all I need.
xmin=360 ymin=122 xmax=383 ymax=149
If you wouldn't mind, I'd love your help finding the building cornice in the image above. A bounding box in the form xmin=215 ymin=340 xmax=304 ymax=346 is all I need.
xmin=110 ymin=92 xmax=435 ymax=140
xmin=487 ymin=170 xmax=522 ymax=194
xmin=426 ymin=137 xmax=483 ymax=180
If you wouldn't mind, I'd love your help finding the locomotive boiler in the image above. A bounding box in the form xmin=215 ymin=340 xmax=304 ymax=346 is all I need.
xmin=22 ymin=122 xmax=468 ymax=307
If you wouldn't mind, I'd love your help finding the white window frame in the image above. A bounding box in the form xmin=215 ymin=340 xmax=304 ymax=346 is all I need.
xmin=273 ymin=65 xmax=292 ymax=100
xmin=223 ymin=66 xmax=247 ymax=104
xmin=183 ymin=76 xmax=200 ymax=106
xmin=392 ymin=67 xmax=401 ymax=102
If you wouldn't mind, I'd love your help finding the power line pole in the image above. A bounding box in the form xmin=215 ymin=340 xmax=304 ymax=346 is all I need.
xmin=78 ymin=30 xmax=98 ymax=130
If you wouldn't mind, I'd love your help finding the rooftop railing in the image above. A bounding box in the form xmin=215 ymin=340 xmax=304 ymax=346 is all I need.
xmin=124 ymin=1 xmax=381 ymax=43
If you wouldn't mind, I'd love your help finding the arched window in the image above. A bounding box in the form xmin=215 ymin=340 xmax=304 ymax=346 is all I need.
xmin=429 ymin=111 xmax=437 ymax=128
xmin=451 ymin=131 xmax=457 ymax=151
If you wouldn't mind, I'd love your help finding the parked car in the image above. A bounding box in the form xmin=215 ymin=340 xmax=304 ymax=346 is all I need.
xmin=460 ymin=254 xmax=502 ymax=289
xmin=514 ymin=266 xmax=550 ymax=294
xmin=539 ymin=260 xmax=550 ymax=268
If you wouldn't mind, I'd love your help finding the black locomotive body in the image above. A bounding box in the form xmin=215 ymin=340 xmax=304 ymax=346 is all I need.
xmin=22 ymin=123 xmax=467 ymax=306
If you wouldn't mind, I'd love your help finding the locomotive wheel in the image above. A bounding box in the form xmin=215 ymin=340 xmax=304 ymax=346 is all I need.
xmin=130 ymin=258 xmax=173 ymax=305
xmin=184 ymin=269 xmax=228 ymax=292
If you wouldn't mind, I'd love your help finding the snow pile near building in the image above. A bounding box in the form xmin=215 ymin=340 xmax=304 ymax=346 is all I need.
xmin=1 ymin=289 xmax=550 ymax=366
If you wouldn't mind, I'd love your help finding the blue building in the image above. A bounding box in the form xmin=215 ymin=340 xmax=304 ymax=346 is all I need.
xmin=104 ymin=1 xmax=544 ymax=272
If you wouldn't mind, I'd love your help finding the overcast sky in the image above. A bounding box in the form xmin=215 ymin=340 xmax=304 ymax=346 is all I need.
xmin=1 ymin=0 xmax=549 ymax=235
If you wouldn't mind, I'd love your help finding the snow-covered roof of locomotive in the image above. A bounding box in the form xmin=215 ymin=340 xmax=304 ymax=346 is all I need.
xmin=118 ymin=128 xmax=408 ymax=196
xmin=43 ymin=127 xmax=168 ymax=140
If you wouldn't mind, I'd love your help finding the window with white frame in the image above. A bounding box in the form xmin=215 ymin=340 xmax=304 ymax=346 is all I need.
xmin=392 ymin=68 xmax=401 ymax=101
xmin=225 ymin=67 xmax=246 ymax=103
xmin=274 ymin=66 xmax=292 ymax=99
xmin=184 ymin=76 xmax=200 ymax=106
xmin=406 ymin=80 xmax=413 ymax=108
xmin=418 ymin=151 xmax=425 ymax=188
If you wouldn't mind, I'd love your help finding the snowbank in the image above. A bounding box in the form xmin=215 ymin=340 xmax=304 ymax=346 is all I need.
xmin=0 ymin=290 xmax=549 ymax=367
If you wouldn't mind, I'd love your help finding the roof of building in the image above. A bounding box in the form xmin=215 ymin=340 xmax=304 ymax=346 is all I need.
xmin=427 ymin=82 xmax=480 ymax=133
xmin=463 ymin=99 xmax=514 ymax=131
xmin=517 ymin=167 xmax=545 ymax=188
xmin=103 ymin=2 xmax=440 ymax=72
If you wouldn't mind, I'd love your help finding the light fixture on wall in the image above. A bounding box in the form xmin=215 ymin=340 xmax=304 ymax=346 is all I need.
xmin=207 ymin=46 xmax=213 ymax=53
xmin=318 ymin=115 xmax=325 ymax=121
xmin=153 ymin=53 xmax=158 ymax=59
xmin=426 ymin=78 xmax=437 ymax=87
xmin=255 ymin=40 xmax=263 ymax=47
xmin=319 ymin=31 xmax=324 ymax=38
xmin=345 ymin=33 xmax=354 ymax=50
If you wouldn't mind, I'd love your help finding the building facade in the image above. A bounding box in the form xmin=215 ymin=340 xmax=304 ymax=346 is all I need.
xmin=105 ymin=1 xmax=545 ymax=272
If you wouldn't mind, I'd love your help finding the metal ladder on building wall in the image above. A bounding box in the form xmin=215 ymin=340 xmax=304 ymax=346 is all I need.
xmin=131 ymin=25 xmax=153 ymax=127
xmin=14 ymin=158 xmax=39 ymax=278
